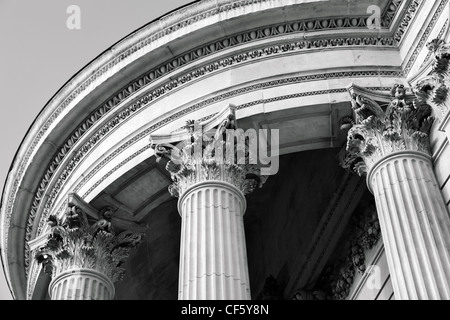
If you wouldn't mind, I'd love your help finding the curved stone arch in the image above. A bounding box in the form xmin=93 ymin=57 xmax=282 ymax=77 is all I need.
xmin=1 ymin=0 xmax=437 ymax=300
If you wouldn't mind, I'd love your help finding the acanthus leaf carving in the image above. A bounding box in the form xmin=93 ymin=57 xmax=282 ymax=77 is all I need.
xmin=342 ymin=84 xmax=434 ymax=176
xmin=151 ymin=105 xmax=269 ymax=198
xmin=35 ymin=203 xmax=144 ymax=283
xmin=414 ymin=38 xmax=450 ymax=121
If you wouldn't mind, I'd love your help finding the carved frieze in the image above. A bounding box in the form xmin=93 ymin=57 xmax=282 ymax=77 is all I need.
xmin=342 ymin=84 xmax=434 ymax=176
xmin=330 ymin=205 xmax=381 ymax=299
xmin=35 ymin=203 xmax=144 ymax=283
xmin=414 ymin=38 xmax=450 ymax=121
xmin=294 ymin=205 xmax=381 ymax=300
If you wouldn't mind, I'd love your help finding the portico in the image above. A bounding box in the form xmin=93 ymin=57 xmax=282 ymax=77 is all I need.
xmin=1 ymin=0 xmax=449 ymax=300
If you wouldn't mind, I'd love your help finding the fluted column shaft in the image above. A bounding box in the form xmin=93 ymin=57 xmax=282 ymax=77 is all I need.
xmin=368 ymin=151 xmax=450 ymax=300
xmin=49 ymin=268 xmax=114 ymax=300
xmin=178 ymin=181 xmax=250 ymax=300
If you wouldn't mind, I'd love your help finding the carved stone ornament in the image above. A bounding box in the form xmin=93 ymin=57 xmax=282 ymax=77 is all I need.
xmin=414 ymin=38 xmax=450 ymax=121
xmin=295 ymin=204 xmax=381 ymax=300
xmin=329 ymin=204 xmax=381 ymax=300
xmin=35 ymin=204 xmax=144 ymax=283
xmin=150 ymin=104 xmax=269 ymax=198
xmin=341 ymin=84 xmax=434 ymax=176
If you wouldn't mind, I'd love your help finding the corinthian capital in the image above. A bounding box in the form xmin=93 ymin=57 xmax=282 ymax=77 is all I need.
xmin=342 ymin=84 xmax=434 ymax=176
xmin=35 ymin=203 xmax=144 ymax=283
xmin=150 ymin=104 xmax=271 ymax=198
xmin=414 ymin=38 xmax=450 ymax=121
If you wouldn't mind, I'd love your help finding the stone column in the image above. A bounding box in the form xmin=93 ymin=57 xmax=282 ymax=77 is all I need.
xmin=35 ymin=204 xmax=144 ymax=300
xmin=49 ymin=268 xmax=115 ymax=300
xmin=343 ymin=84 xmax=450 ymax=300
xmin=178 ymin=181 xmax=249 ymax=299
xmin=369 ymin=151 xmax=450 ymax=299
xmin=151 ymin=106 xmax=270 ymax=300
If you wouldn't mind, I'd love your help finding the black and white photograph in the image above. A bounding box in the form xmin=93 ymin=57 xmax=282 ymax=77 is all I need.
xmin=0 ymin=0 xmax=449 ymax=309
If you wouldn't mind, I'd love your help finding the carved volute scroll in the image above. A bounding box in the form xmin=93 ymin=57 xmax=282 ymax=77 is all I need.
xmin=35 ymin=202 xmax=144 ymax=284
xmin=414 ymin=39 xmax=450 ymax=121
xmin=341 ymin=84 xmax=434 ymax=176
xmin=150 ymin=104 xmax=269 ymax=198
